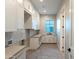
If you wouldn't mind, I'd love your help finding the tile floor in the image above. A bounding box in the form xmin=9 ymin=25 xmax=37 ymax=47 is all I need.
xmin=27 ymin=44 xmax=65 ymax=59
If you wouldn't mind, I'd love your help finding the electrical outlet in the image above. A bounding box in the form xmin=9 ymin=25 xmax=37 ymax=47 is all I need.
xmin=8 ymin=40 xmax=12 ymax=45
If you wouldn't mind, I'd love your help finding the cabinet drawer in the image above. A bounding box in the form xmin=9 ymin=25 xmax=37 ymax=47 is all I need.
xmin=14 ymin=48 xmax=26 ymax=59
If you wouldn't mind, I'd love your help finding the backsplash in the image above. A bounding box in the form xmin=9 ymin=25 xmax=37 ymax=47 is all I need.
xmin=25 ymin=29 xmax=37 ymax=38
xmin=5 ymin=29 xmax=26 ymax=47
xmin=29 ymin=29 xmax=37 ymax=37
xmin=11 ymin=29 xmax=26 ymax=44
xmin=5 ymin=29 xmax=37 ymax=47
xmin=5 ymin=32 xmax=13 ymax=47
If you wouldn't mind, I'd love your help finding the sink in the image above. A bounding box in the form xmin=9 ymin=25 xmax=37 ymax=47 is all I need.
xmin=47 ymin=33 xmax=52 ymax=35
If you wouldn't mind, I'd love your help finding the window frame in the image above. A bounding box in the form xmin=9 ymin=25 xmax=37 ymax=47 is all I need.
xmin=45 ymin=19 xmax=54 ymax=33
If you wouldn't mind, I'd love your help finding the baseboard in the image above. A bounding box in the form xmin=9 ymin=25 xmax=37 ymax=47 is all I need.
xmin=41 ymin=43 xmax=57 ymax=44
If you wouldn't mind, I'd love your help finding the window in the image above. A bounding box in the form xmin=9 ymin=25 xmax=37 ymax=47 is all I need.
xmin=32 ymin=20 xmax=37 ymax=30
xmin=45 ymin=19 xmax=54 ymax=32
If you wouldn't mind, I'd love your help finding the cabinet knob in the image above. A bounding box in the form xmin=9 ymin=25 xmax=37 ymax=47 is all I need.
xmin=67 ymin=48 xmax=71 ymax=52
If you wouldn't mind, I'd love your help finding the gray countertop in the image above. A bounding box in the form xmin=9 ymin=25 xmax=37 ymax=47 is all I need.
xmin=5 ymin=44 xmax=29 ymax=59
xmin=32 ymin=34 xmax=41 ymax=38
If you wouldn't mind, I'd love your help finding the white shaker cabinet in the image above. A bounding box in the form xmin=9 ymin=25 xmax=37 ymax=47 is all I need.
xmin=17 ymin=0 xmax=24 ymax=8
xmin=5 ymin=0 xmax=17 ymax=32
xmin=30 ymin=37 xmax=40 ymax=49
xmin=24 ymin=17 xmax=32 ymax=29
xmin=32 ymin=8 xmax=36 ymax=30
xmin=15 ymin=50 xmax=26 ymax=59
xmin=24 ymin=0 xmax=33 ymax=29
xmin=25 ymin=17 xmax=33 ymax=29
xmin=35 ymin=12 xmax=40 ymax=30
xmin=32 ymin=10 xmax=40 ymax=30
xmin=24 ymin=0 xmax=40 ymax=30
xmin=24 ymin=0 xmax=29 ymax=10
xmin=41 ymin=35 xmax=56 ymax=43
xmin=24 ymin=11 xmax=32 ymax=29
xmin=16 ymin=1 xmax=24 ymax=29
xmin=24 ymin=0 xmax=33 ymax=14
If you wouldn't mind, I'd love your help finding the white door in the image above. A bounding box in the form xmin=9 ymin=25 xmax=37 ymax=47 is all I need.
xmin=65 ymin=0 xmax=74 ymax=59
xmin=65 ymin=12 xmax=72 ymax=59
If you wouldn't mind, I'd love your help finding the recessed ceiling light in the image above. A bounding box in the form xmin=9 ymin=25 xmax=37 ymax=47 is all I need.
xmin=69 ymin=9 xmax=71 ymax=13
xmin=43 ymin=10 xmax=46 ymax=12
xmin=40 ymin=0 xmax=43 ymax=2
xmin=17 ymin=0 xmax=23 ymax=3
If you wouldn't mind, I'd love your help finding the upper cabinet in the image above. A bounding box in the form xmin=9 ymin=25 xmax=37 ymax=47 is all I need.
xmin=16 ymin=0 xmax=24 ymax=29
xmin=5 ymin=0 xmax=40 ymax=32
xmin=24 ymin=11 xmax=32 ymax=29
xmin=24 ymin=0 xmax=40 ymax=30
xmin=24 ymin=9 xmax=40 ymax=30
xmin=32 ymin=9 xmax=40 ymax=30
xmin=5 ymin=0 xmax=17 ymax=32
xmin=24 ymin=0 xmax=33 ymax=14
xmin=5 ymin=0 xmax=24 ymax=32
xmin=17 ymin=0 xmax=24 ymax=8
xmin=35 ymin=11 xmax=40 ymax=30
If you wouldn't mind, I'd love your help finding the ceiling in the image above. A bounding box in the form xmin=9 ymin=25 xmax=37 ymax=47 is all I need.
xmin=30 ymin=0 xmax=64 ymax=15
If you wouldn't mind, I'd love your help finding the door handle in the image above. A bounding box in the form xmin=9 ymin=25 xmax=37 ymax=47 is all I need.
xmin=67 ymin=48 xmax=71 ymax=52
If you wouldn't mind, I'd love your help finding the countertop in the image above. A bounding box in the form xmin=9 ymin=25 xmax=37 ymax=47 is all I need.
xmin=5 ymin=44 xmax=29 ymax=59
xmin=33 ymin=34 xmax=41 ymax=38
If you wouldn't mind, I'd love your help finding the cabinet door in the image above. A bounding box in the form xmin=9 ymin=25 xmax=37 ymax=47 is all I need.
xmin=24 ymin=0 xmax=28 ymax=10
xmin=32 ymin=11 xmax=40 ymax=30
xmin=28 ymin=2 xmax=32 ymax=13
xmin=17 ymin=0 xmax=24 ymax=8
xmin=17 ymin=3 xmax=24 ymax=29
xmin=24 ymin=16 xmax=32 ymax=29
xmin=36 ymin=12 xmax=40 ymax=30
xmin=24 ymin=0 xmax=32 ymax=14
xmin=32 ymin=10 xmax=38 ymax=30
xmin=16 ymin=52 xmax=26 ymax=59
xmin=30 ymin=38 xmax=40 ymax=49
xmin=5 ymin=0 xmax=17 ymax=32
xmin=15 ymin=49 xmax=26 ymax=59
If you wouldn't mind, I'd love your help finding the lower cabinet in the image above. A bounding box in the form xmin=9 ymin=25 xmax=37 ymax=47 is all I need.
xmin=41 ymin=35 xmax=56 ymax=43
xmin=11 ymin=48 xmax=26 ymax=59
xmin=30 ymin=38 xmax=40 ymax=49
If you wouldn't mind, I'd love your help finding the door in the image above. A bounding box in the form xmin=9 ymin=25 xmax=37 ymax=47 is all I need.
xmin=65 ymin=0 xmax=74 ymax=59
xmin=65 ymin=11 xmax=72 ymax=59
